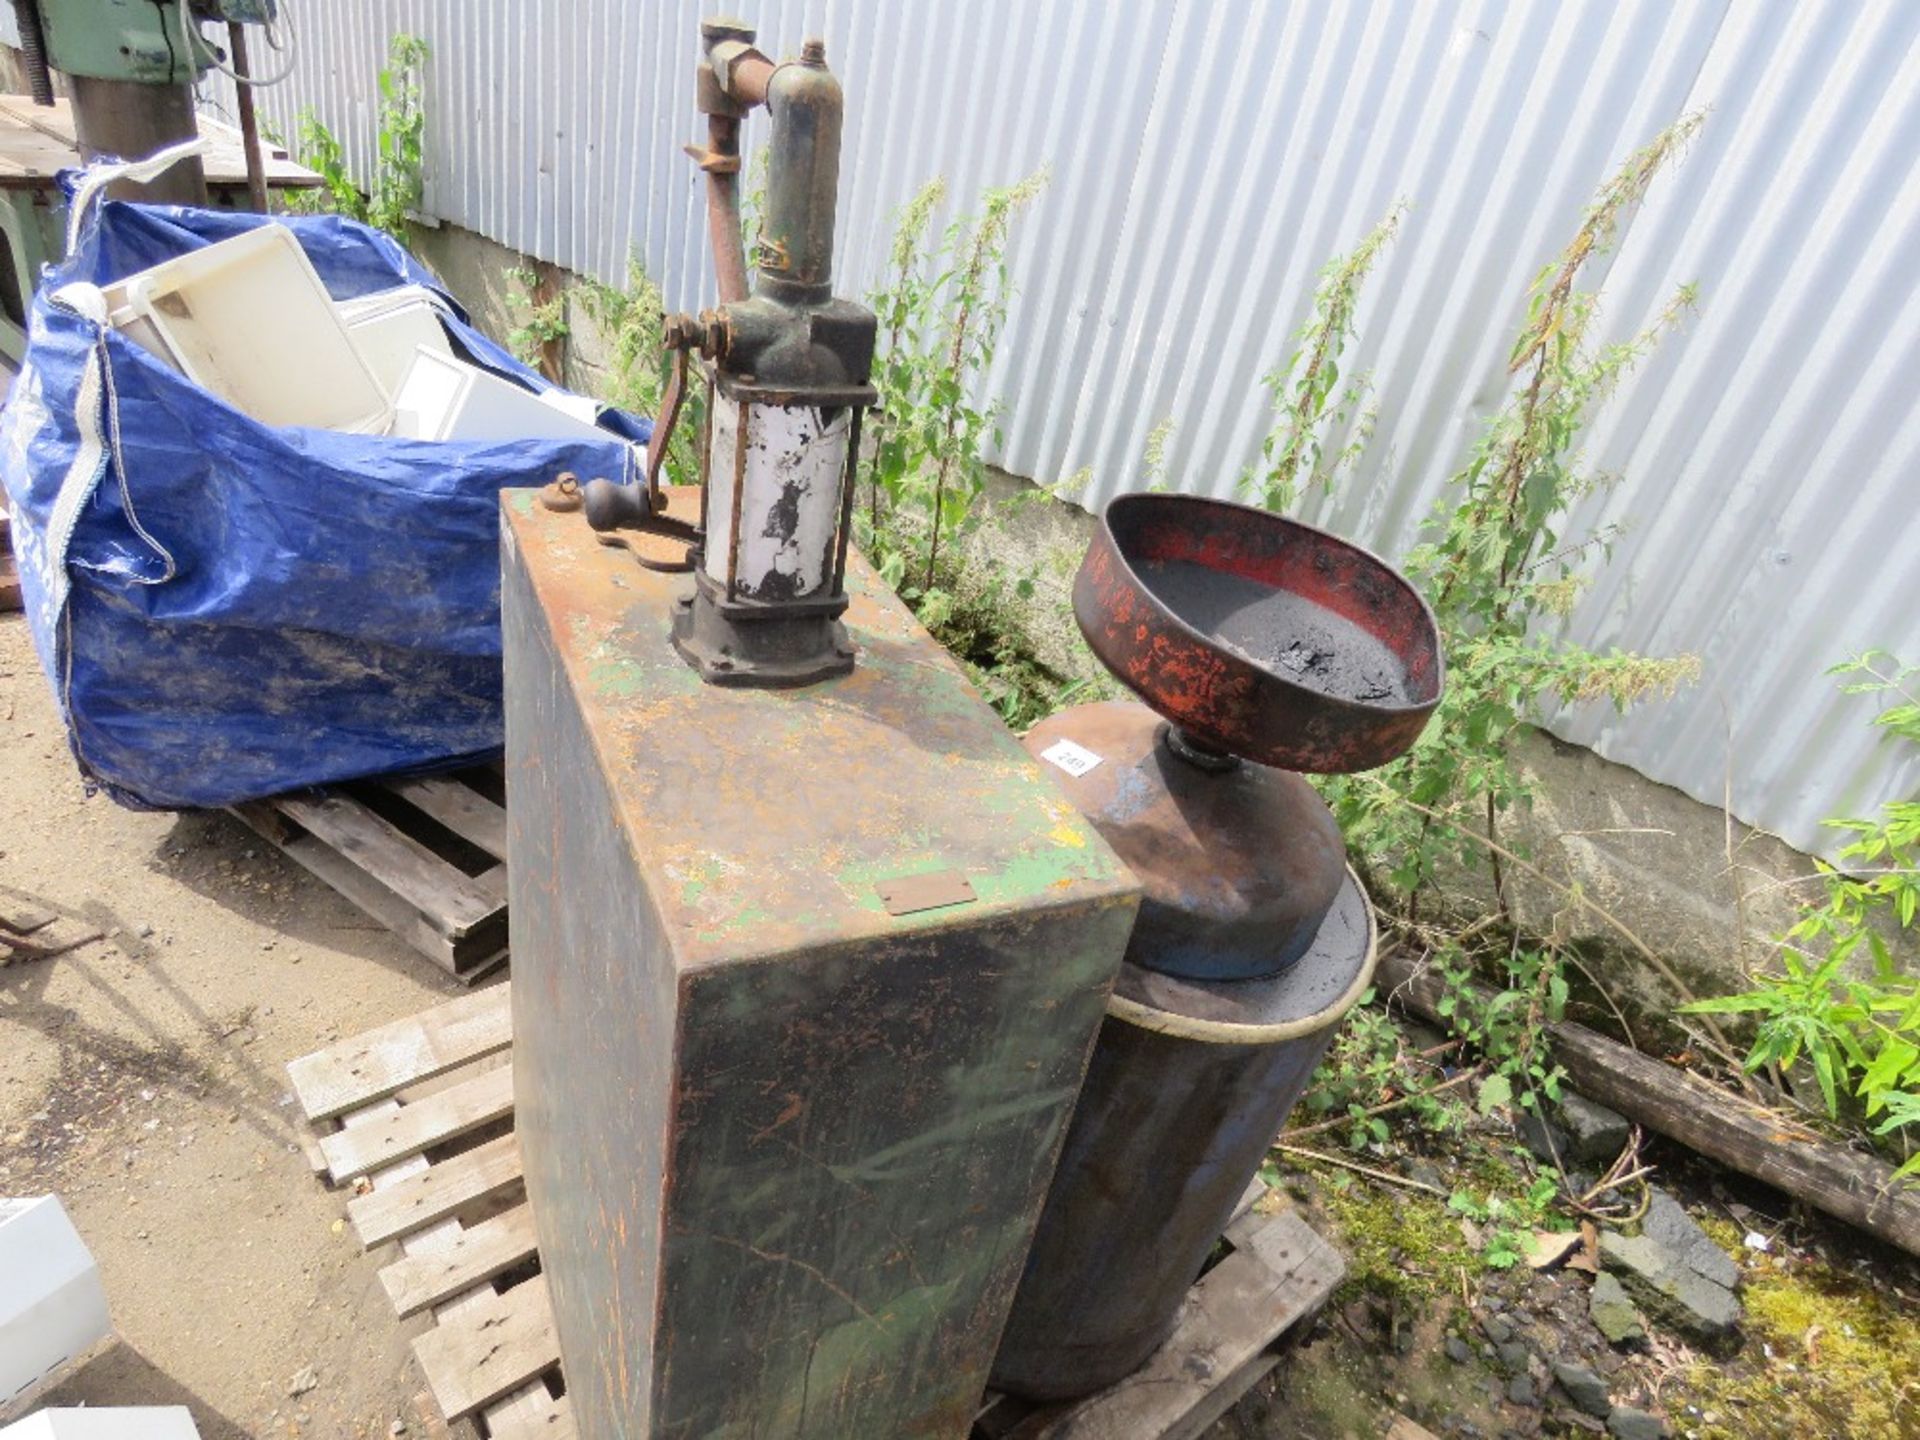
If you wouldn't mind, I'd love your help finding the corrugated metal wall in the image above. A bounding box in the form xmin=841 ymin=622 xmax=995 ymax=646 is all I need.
xmin=201 ymin=0 xmax=1920 ymax=857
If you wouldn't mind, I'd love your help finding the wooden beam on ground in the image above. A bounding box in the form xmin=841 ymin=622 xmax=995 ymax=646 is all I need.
xmin=1004 ymin=1210 xmax=1343 ymax=1440
xmin=380 ymin=1202 xmax=540 ymax=1318
xmin=348 ymin=1129 xmax=524 ymax=1249
xmin=412 ymin=1272 xmax=564 ymax=1425
xmin=1376 ymin=949 xmax=1920 ymax=1257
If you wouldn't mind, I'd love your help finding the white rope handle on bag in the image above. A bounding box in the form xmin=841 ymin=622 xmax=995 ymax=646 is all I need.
xmin=64 ymin=135 xmax=213 ymax=257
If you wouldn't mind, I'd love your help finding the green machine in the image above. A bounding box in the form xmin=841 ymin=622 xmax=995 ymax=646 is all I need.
xmin=0 ymin=0 xmax=284 ymax=357
xmin=12 ymin=0 xmax=285 ymax=202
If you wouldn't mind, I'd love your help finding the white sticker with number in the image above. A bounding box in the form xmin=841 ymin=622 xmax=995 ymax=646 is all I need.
xmin=1040 ymin=737 xmax=1104 ymax=777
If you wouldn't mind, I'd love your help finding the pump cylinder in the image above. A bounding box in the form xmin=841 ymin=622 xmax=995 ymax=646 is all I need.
xmin=759 ymin=42 xmax=841 ymax=303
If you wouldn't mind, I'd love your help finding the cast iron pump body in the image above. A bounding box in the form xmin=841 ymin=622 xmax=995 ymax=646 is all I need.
xmin=595 ymin=18 xmax=878 ymax=688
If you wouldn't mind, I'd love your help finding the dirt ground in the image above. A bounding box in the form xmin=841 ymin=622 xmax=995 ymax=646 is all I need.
xmin=1 ymin=614 xmax=462 ymax=1438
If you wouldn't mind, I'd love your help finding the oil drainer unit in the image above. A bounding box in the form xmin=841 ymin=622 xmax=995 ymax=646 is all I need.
xmin=991 ymin=492 xmax=1444 ymax=1399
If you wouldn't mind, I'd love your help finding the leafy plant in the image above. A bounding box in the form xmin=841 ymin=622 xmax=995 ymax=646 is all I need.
xmin=1319 ymin=116 xmax=1706 ymax=910
xmin=286 ymin=34 xmax=430 ymax=239
xmin=1292 ymin=995 xmax=1472 ymax=1150
xmin=504 ymin=264 xmax=569 ymax=380
xmin=574 ymin=255 xmax=707 ymax=486
xmin=1682 ymin=652 xmax=1920 ymax=1174
xmin=1448 ymin=1171 xmax=1567 ymax=1270
xmin=859 ymin=169 xmax=1047 ymax=618
xmin=1246 ymin=201 xmax=1404 ymax=512
xmin=1263 ymin=121 xmax=1710 ymax=1250
xmin=848 ymin=171 xmax=1090 ymax=728
xmin=1434 ymin=944 xmax=1569 ymax=1114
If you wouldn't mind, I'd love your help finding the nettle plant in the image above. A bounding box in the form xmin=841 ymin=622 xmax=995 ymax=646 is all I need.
xmin=1246 ymin=201 xmax=1404 ymax=513
xmin=1684 ymin=653 xmax=1920 ymax=1175
xmin=1317 ymin=117 xmax=1706 ymax=920
xmin=1247 ymin=119 xmax=1708 ymax=1151
xmin=289 ymin=34 xmax=429 ymax=239
xmin=573 ymin=257 xmax=708 ymax=486
xmin=860 ymin=170 xmax=1047 ymax=623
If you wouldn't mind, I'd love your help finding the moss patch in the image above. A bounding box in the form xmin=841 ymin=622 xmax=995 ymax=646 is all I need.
xmin=1676 ymin=1251 xmax=1920 ymax=1439
xmin=1314 ymin=1174 xmax=1477 ymax=1306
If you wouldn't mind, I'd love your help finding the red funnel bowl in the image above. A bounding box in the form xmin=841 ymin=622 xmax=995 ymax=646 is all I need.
xmin=1073 ymin=493 xmax=1443 ymax=773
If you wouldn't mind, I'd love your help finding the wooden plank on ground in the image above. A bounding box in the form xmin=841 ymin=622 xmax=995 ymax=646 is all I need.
xmin=385 ymin=774 xmax=510 ymax=862
xmin=288 ymin=984 xmax=512 ymax=1122
xmin=1376 ymin=949 xmax=1920 ymax=1258
xmin=349 ymin=1130 xmax=524 ymax=1249
xmin=1013 ymin=1211 xmax=1343 ymax=1440
xmin=381 ymin=1202 xmax=539 ymax=1318
xmin=485 ymin=1394 xmax=574 ymax=1440
xmin=412 ymin=1274 xmax=563 ymax=1425
xmin=317 ymin=1063 xmax=514 ymax=1182
xmin=276 ymin=793 xmax=501 ymax=934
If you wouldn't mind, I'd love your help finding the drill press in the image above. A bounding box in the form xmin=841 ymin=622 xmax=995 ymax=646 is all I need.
xmin=12 ymin=0 xmax=285 ymax=205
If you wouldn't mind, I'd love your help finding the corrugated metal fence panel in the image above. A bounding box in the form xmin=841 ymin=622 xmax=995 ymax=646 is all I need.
xmin=197 ymin=0 xmax=1919 ymax=856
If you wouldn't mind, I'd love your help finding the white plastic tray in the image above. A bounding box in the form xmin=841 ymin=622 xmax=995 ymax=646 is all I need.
xmin=337 ymin=294 xmax=453 ymax=400
xmin=108 ymin=225 xmax=389 ymax=433
xmin=0 ymin=1410 xmax=201 ymax=1440
xmin=390 ymin=347 xmax=612 ymax=445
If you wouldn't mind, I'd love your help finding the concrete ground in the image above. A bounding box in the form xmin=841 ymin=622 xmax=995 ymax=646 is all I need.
xmin=1 ymin=615 xmax=462 ymax=1439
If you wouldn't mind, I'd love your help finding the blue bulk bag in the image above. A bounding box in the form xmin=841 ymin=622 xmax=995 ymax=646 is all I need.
xmin=0 ymin=183 xmax=649 ymax=811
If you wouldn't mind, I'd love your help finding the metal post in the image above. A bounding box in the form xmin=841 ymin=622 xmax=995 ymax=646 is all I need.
xmin=68 ymin=75 xmax=208 ymax=206
xmin=227 ymin=23 xmax=269 ymax=213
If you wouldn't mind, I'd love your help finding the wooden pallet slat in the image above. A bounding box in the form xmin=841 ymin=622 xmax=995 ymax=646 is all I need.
xmin=998 ymin=1210 xmax=1343 ymax=1440
xmin=411 ymin=1273 xmax=564 ymax=1426
xmin=381 ymin=1202 xmax=540 ymax=1319
xmin=289 ymin=985 xmax=513 ymax=1123
xmin=350 ymin=1129 xmax=525 ymax=1250
xmin=294 ymin=995 xmax=1341 ymax=1440
xmin=385 ymin=775 xmax=511 ymax=862
xmin=277 ymin=793 xmax=502 ymax=930
xmin=231 ymin=764 xmax=510 ymax=982
xmin=483 ymin=1390 xmax=574 ymax=1440
xmin=317 ymin=1062 xmax=514 ymax=1183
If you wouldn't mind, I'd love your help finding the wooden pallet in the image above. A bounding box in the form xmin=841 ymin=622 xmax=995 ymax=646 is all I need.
xmin=289 ymin=986 xmax=1343 ymax=1440
xmin=289 ymin=982 xmax=559 ymax=1439
xmin=234 ymin=766 xmax=509 ymax=982
xmin=970 ymin=1206 xmax=1343 ymax=1440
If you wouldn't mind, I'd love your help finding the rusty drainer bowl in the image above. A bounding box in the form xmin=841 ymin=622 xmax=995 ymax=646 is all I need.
xmin=1074 ymin=493 xmax=1444 ymax=773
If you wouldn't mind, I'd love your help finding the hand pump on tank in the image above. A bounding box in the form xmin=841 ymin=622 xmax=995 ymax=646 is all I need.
xmin=578 ymin=19 xmax=877 ymax=688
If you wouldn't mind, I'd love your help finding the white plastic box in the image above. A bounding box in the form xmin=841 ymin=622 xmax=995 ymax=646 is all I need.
xmin=390 ymin=346 xmax=611 ymax=445
xmin=0 ymin=1410 xmax=200 ymax=1440
xmin=101 ymin=225 xmax=389 ymax=433
xmin=335 ymin=286 xmax=454 ymax=400
xmin=0 ymin=1197 xmax=111 ymax=1414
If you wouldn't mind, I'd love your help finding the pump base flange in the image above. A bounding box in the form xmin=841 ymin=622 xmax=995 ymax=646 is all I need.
xmin=670 ymin=576 xmax=855 ymax=688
